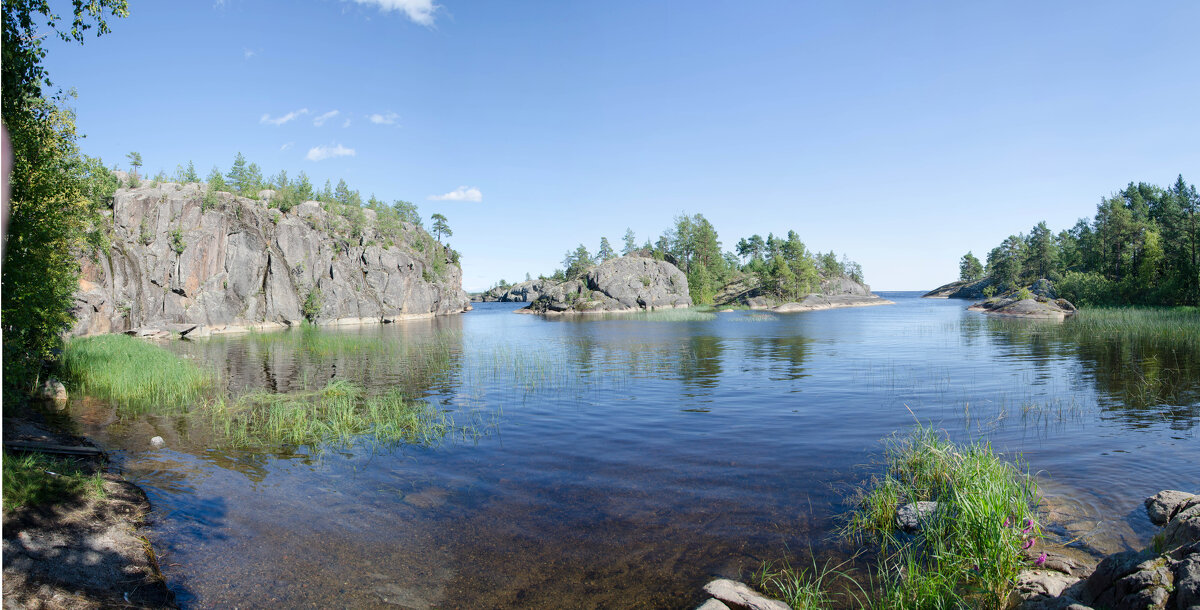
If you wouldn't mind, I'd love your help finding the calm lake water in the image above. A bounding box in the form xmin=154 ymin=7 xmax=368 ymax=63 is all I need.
xmin=69 ymin=292 xmax=1199 ymax=608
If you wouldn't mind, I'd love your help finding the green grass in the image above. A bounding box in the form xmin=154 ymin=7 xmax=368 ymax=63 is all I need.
xmin=2 ymin=451 xmax=106 ymax=512
xmin=752 ymin=553 xmax=867 ymax=609
xmin=1065 ymin=306 xmax=1200 ymax=346
xmin=59 ymin=334 xmax=213 ymax=413
xmin=611 ymin=307 xmax=717 ymax=322
xmin=202 ymin=379 xmax=452 ymax=450
xmin=841 ymin=425 xmax=1041 ymax=609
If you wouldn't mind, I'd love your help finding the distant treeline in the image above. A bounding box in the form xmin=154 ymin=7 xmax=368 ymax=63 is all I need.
xmin=505 ymin=213 xmax=865 ymax=305
xmin=959 ymin=175 xmax=1199 ymax=306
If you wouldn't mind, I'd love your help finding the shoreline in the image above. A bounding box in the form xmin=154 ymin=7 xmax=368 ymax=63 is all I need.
xmin=2 ymin=414 xmax=176 ymax=608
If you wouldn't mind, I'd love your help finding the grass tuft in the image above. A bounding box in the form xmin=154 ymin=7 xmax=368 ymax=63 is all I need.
xmin=843 ymin=425 xmax=1041 ymax=609
xmin=2 ymin=452 xmax=106 ymax=512
xmin=752 ymin=553 xmax=867 ymax=609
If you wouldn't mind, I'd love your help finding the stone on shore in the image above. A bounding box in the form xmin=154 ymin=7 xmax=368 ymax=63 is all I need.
xmin=702 ymin=579 xmax=790 ymax=610
xmin=895 ymin=501 xmax=938 ymax=534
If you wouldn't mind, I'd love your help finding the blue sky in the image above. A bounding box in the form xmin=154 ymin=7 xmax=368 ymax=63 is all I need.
xmin=43 ymin=0 xmax=1200 ymax=291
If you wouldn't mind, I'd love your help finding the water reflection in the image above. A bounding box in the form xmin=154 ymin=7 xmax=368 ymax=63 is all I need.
xmin=977 ymin=316 xmax=1200 ymax=429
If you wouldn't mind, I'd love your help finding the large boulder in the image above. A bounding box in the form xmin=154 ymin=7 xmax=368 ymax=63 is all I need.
xmin=522 ymin=256 xmax=691 ymax=314
xmin=70 ymin=183 xmax=470 ymax=337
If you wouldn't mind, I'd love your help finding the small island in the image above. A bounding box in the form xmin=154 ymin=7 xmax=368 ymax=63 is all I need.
xmin=478 ymin=216 xmax=891 ymax=315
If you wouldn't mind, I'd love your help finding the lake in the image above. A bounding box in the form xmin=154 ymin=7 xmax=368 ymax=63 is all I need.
xmin=67 ymin=292 xmax=1199 ymax=608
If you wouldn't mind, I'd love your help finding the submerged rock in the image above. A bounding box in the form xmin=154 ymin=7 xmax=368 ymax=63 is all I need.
xmin=694 ymin=598 xmax=731 ymax=610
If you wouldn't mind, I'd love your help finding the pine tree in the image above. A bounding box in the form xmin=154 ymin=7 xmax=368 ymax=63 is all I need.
xmin=598 ymin=237 xmax=615 ymax=261
xmin=959 ymin=252 xmax=983 ymax=281
xmin=226 ymin=152 xmax=248 ymax=194
xmin=431 ymin=213 xmax=451 ymax=242
xmin=622 ymin=228 xmax=637 ymax=255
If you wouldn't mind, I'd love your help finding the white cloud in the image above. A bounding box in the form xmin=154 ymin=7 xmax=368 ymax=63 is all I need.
xmin=350 ymin=0 xmax=437 ymax=26
xmin=342 ymin=118 xmax=352 ymax=128
xmin=429 ymin=186 xmax=482 ymax=202
xmin=281 ymin=142 xmax=294 ymax=150
xmin=260 ymin=108 xmax=309 ymax=126
xmin=368 ymin=112 xmax=399 ymax=125
xmin=313 ymin=110 xmax=340 ymax=127
xmin=306 ymin=144 xmax=356 ymax=162
xmin=243 ymin=48 xmax=256 ymax=59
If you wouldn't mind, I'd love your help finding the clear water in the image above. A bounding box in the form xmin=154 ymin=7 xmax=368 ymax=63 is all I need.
xmin=68 ymin=293 xmax=1200 ymax=608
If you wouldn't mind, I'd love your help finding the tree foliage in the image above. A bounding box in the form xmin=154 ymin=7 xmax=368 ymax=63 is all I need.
xmin=972 ymin=177 xmax=1200 ymax=305
xmin=2 ymin=0 xmax=128 ymax=399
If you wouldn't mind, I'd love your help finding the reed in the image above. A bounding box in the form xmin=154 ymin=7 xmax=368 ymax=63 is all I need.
xmin=202 ymin=379 xmax=452 ymax=450
xmin=59 ymin=334 xmax=213 ymax=413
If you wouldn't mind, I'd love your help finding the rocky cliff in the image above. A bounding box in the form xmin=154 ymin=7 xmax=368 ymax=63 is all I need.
xmin=72 ymin=182 xmax=469 ymax=337
xmin=521 ymin=255 xmax=692 ymax=314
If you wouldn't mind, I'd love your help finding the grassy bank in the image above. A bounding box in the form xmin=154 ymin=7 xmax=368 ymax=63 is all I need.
xmin=60 ymin=334 xmax=458 ymax=451
xmin=60 ymin=334 xmax=213 ymax=413
xmin=2 ymin=452 xmax=106 ymax=512
xmin=757 ymin=426 xmax=1041 ymax=609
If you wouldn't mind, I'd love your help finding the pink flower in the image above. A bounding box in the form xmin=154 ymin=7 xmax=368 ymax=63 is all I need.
xmin=1034 ymin=552 xmax=1047 ymax=567
xmin=1022 ymin=538 xmax=1036 ymax=550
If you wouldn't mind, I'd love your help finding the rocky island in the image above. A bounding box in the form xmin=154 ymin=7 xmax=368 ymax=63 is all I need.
xmin=72 ymin=180 xmax=470 ymax=338
xmin=518 ymin=254 xmax=693 ymax=314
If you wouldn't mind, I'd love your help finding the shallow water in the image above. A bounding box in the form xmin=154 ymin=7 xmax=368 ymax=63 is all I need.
xmin=69 ymin=293 xmax=1199 ymax=608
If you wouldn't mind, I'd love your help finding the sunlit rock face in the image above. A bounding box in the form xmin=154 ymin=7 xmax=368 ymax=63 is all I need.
xmin=72 ymin=183 xmax=469 ymax=336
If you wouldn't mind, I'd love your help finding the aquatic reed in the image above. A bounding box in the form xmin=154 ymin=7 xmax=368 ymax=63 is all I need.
xmin=60 ymin=334 xmax=213 ymax=413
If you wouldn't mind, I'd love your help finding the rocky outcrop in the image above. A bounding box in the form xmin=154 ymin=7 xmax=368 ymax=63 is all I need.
xmin=722 ymin=273 xmax=890 ymax=312
xmin=72 ymin=182 xmax=469 ymax=337
xmin=520 ymin=256 xmax=692 ymax=314
xmin=1017 ymin=489 xmax=1200 ymax=610
xmin=476 ymin=279 xmax=550 ymax=303
xmin=923 ymin=277 xmax=995 ymax=299
xmin=969 ymin=295 xmax=1076 ymax=319
xmin=748 ymin=293 xmax=893 ymax=313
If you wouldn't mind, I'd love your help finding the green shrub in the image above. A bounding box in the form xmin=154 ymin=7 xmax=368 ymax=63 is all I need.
xmin=1016 ymin=287 xmax=1033 ymax=300
xmin=302 ymin=287 xmax=323 ymax=321
xmin=1058 ymin=271 xmax=1118 ymax=307
xmin=170 ymin=228 xmax=186 ymax=254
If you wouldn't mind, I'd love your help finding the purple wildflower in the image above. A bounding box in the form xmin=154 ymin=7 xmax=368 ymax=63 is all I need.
xmin=1034 ymin=552 xmax=1047 ymax=567
xmin=1022 ymin=538 xmax=1036 ymax=550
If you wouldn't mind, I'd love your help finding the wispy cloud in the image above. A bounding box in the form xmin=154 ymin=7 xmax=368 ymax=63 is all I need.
xmin=261 ymin=108 xmax=309 ymax=126
xmin=368 ymin=112 xmax=399 ymax=125
xmin=281 ymin=142 xmax=294 ymax=151
xmin=313 ymin=110 xmax=340 ymax=127
xmin=243 ymin=48 xmax=256 ymax=59
xmin=350 ymin=0 xmax=437 ymax=26
xmin=342 ymin=118 xmax=352 ymax=128
xmin=306 ymin=144 xmax=356 ymax=162
xmin=429 ymin=186 xmax=482 ymax=202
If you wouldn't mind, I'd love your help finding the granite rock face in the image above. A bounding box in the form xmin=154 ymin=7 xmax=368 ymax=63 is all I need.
xmin=522 ymin=256 xmax=692 ymax=314
xmin=72 ymin=183 xmax=469 ymax=336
